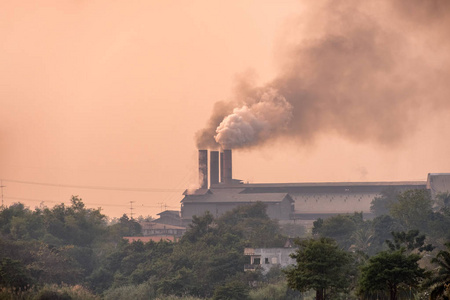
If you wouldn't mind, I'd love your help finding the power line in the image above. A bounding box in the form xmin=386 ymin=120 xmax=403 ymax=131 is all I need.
xmin=4 ymin=196 xmax=125 ymax=207
xmin=3 ymin=196 xmax=178 ymax=209
xmin=1 ymin=178 xmax=184 ymax=193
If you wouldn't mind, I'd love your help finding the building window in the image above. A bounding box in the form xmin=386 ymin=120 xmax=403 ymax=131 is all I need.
xmin=253 ymin=258 xmax=261 ymax=265
xmin=265 ymin=258 xmax=269 ymax=264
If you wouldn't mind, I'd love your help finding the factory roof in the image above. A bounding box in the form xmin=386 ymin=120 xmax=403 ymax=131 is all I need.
xmin=181 ymin=188 xmax=293 ymax=204
xmin=182 ymin=180 xmax=429 ymax=206
xmin=212 ymin=181 xmax=427 ymax=189
xmin=214 ymin=181 xmax=428 ymax=194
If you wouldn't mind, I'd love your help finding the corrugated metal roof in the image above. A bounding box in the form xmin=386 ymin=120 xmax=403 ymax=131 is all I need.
xmin=181 ymin=189 xmax=293 ymax=204
xmin=236 ymin=181 xmax=427 ymax=188
xmin=293 ymin=193 xmax=375 ymax=213
xmin=236 ymin=181 xmax=427 ymax=195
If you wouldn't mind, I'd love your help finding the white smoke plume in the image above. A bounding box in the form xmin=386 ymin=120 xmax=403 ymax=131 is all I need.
xmin=214 ymin=90 xmax=292 ymax=149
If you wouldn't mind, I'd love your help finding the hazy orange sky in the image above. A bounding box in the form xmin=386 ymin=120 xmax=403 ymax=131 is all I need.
xmin=1 ymin=0 xmax=450 ymax=218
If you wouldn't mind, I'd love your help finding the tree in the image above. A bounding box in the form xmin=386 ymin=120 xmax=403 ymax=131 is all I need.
xmin=370 ymin=215 xmax=401 ymax=254
xmin=359 ymin=249 xmax=427 ymax=300
xmin=386 ymin=230 xmax=434 ymax=253
xmin=284 ymin=237 xmax=355 ymax=300
xmin=0 ymin=203 xmax=44 ymax=239
xmin=217 ymin=202 xmax=286 ymax=247
xmin=42 ymin=196 xmax=107 ymax=247
xmin=370 ymin=188 xmax=400 ymax=217
xmin=212 ymin=279 xmax=250 ymax=300
xmin=436 ymin=192 xmax=450 ymax=211
xmin=182 ymin=211 xmax=215 ymax=243
xmin=312 ymin=213 xmax=363 ymax=250
xmin=0 ymin=257 xmax=33 ymax=291
xmin=390 ymin=189 xmax=433 ymax=231
xmin=427 ymin=211 xmax=450 ymax=241
xmin=108 ymin=214 xmax=141 ymax=239
xmin=424 ymin=242 xmax=450 ymax=300
xmin=152 ymin=203 xmax=286 ymax=298
xmin=280 ymin=222 xmax=306 ymax=238
xmin=349 ymin=226 xmax=374 ymax=254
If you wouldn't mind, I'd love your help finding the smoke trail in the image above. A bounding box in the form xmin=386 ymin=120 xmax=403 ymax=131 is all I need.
xmin=196 ymin=0 xmax=450 ymax=150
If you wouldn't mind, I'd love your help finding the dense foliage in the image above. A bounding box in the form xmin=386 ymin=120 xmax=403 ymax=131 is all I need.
xmin=358 ymin=249 xmax=427 ymax=300
xmin=284 ymin=237 xmax=355 ymax=300
xmin=1 ymin=188 xmax=450 ymax=299
xmin=423 ymin=242 xmax=450 ymax=300
xmin=0 ymin=199 xmax=287 ymax=299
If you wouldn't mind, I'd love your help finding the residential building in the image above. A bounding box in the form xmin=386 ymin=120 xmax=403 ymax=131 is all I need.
xmin=244 ymin=246 xmax=296 ymax=274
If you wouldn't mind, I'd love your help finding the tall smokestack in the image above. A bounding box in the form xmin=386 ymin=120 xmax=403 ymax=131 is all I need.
xmin=198 ymin=150 xmax=208 ymax=189
xmin=210 ymin=151 xmax=219 ymax=186
xmin=223 ymin=149 xmax=232 ymax=184
xmin=220 ymin=151 xmax=224 ymax=183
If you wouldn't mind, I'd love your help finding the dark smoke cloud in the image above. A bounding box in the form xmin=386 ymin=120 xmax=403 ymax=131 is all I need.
xmin=196 ymin=0 xmax=450 ymax=150
xmin=195 ymin=100 xmax=235 ymax=149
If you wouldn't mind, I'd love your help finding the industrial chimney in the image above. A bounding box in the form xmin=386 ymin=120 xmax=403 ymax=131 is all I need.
xmin=198 ymin=150 xmax=208 ymax=189
xmin=223 ymin=149 xmax=232 ymax=184
xmin=220 ymin=151 xmax=224 ymax=183
xmin=210 ymin=150 xmax=219 ymax=186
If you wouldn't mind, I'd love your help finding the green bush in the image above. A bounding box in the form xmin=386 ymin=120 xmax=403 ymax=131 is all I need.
xmin=212 ymin=280 xmax=250 ymax=300
xmin=102 ymin=282 xmax=156 ymax=300
xmin=34 ymin=290 xmax=71 ymax=300
xmin=154 ymin=296 xmax=203 ymax=300
xmin=0 ymin=284 xmax=98 ymax=300
xmin=33 ymin=284 xmax=99 ymax=300
xmin=0 ymin=287 xmax=33 ymax=300
xmin=249 ymin=281 xmax=302 ymax=300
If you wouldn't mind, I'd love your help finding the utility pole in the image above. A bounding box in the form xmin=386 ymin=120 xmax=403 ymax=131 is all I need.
xmin=129 ymin=201 xmax=135 ymax=219
xmin=0 ymin=180 xmax=5 ymax=208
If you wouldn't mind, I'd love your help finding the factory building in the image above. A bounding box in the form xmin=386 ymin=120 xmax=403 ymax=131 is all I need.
xmin=181 ymin=188 xmax=294 ymax=222
xmin=180 ymin=150 xmax=450 ymax=226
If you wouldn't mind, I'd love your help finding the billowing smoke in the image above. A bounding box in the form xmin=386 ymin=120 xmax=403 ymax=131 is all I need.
xmin=196 ymin=0 xmax=450 ymax=150
xmin=215 ymin=89 xmax=293 ymax=149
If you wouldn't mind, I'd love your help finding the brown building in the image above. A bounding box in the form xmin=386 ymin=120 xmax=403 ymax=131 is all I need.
xmin=140 ymin=222 xmax=186 ymax=237
xmin=153 ymin=210 xmax=182 ymax=227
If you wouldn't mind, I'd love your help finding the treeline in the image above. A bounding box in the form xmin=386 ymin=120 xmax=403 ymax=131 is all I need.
xmin=312 ymin=189 xmax=450 ymax=255
xmin=0 ymin=197 xmax=141 ymax=294
xmin=1 ymin=189 xmax=450 ymax=299
xmin=291 ymin=188 xmax=450 ymax=300
xmin=0 ymin=199 xmax=288 ymax=299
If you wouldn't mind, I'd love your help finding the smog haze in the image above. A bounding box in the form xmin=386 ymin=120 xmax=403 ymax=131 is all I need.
xmin=1 ymin=0 xmax=450 ymax=217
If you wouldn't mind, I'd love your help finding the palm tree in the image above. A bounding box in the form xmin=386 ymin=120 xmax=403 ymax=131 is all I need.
xmin=350 ymin=227 xmax=373 ymax=253
xmin=426 ymin=242 xmax=450 ymax=300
